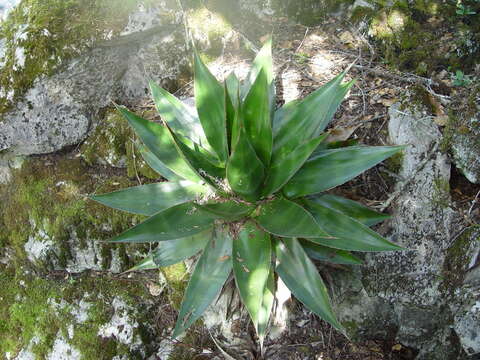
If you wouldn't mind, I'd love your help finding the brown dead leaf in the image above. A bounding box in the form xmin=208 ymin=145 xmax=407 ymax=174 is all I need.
xmin=339 ymin=30 xmax=355 ymax=45
xmin=327 ymin=125 xmax=360 ymax=142
xmin=300 ymin=81 xmax=314 ymax=87
xmin=392 ymin=344 xmax=402 ymax=351
xmin=434 ymin=115 xmax=449 ymax=126
xmin=379 ymin=98 xmax=397 ymax=107
xmin=427 ymin=93 xmax=445 ymax=116
xmin=147 ymin=282 xmax=163 ymax=296
xmin=260 ymin=34 xmax=270 ymax=43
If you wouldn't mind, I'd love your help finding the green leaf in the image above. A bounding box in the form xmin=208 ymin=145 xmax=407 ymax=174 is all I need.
xmin=90 ymin=180 xmax=206 ymax=216
xmin=304 ymin=200 xmax=404 ymax=252
xmin=116 ymin=105 xmax=202 ymax=183
xmin=300 ymin=239 xmax=363 ymax=265
xmin=275 ymin=238 xmax=344 ymax=332
xmin=196 ymin=201 xmax=255 ymax=221
xmin=232 ymin=221 xmax=271 ymax=339
xmin=194 ymin=52 xmax=228 ymax=163
xmin=283 ymin=145 xmax=405 ymax=198
xmin=226 ymin=72 xmax=240 ymax=109
xmin=243 ymin=69 xmax=273 ymax=166
xmin=173 ymin=225 xmax=232 ymax=337
xmin=225 ymin=73 xmax=240 ymax=153
xmin=227 ymin=128 xmax=265 ymax=201
xmin=153 ymin=230 xmax=211 ymax=267
xmin=149 ymin=81 xmax=210 ymax=150
xmin=255 ymin=198 xmax=331 ymax=239
xmin=125 ymin=255 xmax=158 ymax=272
xmin=273 ymin=72 xmax=354 ymax=154
xmin=108 ymin=202 xmax=217 ymax=243
xmin=310 ymin=194 xmax=390 ymax=227
xmin=262 ymin=134 xmax=328 ymax=197
xmin=165 ymin=125 xmax=226 ymax=187
xmin=138 ymin=145 xmax=182 ymax=181
xmin=242 ymin=37 xmax=274 ymax=98
xmin=257 ymin=268 xmax=275 ymax=350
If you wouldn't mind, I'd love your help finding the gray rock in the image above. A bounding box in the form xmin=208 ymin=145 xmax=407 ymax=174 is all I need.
xmin=23 ymin=223 xmax=128 ymax=273
xmin=450 ymin=113 xmax=480 ymax=184
xmin=335 ymin=103 xmax=477 ymax=359
xmin=449 ymin=226 xmax=480 ymax=356
xmin=367 ymin=104 xmax=462 ymax=358
xmin=0 ymin=5 xmax=187 ymax=157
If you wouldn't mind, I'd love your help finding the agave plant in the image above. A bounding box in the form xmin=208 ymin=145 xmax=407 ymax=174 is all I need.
xmin=90 ymin=39 xmax=404 ymax=346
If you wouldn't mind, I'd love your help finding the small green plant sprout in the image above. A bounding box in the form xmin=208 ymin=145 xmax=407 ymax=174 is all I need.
xmin=452 ymin=69 xmax=473 ymax=86
xmin=89 ymin=39 xmax=405 ymax=348
xmin=456 ymin=1 xmax=477 ymax=15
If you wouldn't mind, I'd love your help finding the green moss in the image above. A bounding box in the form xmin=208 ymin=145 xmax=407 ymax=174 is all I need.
xmin=0 ymin=267 xmax=65 ymax=357
xmin=441 ymin=226 xmax=480 ymax=296
xmin=67 ymin=276 xmax=154 ymax=360
xmin=0 ymin=0 xmax=144 ymax=118
xmin=343 ymin=320 xmax=360 ymax=337
xmin=0 ymin=266 xmax=156 ymax=359
xmin=125 ymin=138 xmax=160 ymax=180
xmin=81 ymin=108 xmax=160 ymax=180
xmin=441 ymin=83 xmax=480 ymax=153
xmin=431 ymin=176 xmax=450 ymax=208
xmin=385 ymin=151 xmax=404 ymax=173
xmin=273 ymin=0 xmax=355 ymax=26
xmin=162 ymin=262 xmax=189 ymax=310
xmin=81 ymin=110 xmax=130 ymax=168
xmin=187 ymin=7 xmax=232 ymax=58
xmin=0 ymin=156 xmax=144 ymax=269
xmin=364 ymin=0 xmax=480 ymax=74
xmin=350 ymin=6 xmax=376 ymax=24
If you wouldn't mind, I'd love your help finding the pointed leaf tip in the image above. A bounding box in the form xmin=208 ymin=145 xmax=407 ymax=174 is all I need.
xmin=275 ymin=238 xmax=344 ymax=332
xmin=233 ymin=222 xmax=271 ymax=339
xmin=194 ymin=52 xmax=229 ymax=163
xmin=173 ymin=225 xmax=232 ymax=337
xmin=284 ymin=145 xmax=405 ymax=198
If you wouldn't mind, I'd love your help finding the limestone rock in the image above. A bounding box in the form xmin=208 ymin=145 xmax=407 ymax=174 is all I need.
xmin=0 ymin=4 xmax=187 ymax=157
xmin=336 ymin=103 xmax=477 ymax=359
xmin=2 ymin=271 xmax=158 ymax=360
xmin=449 ymin=226 xmax=480 ymax=356
xmin=450 ymin=113 xmax=480 ymax=184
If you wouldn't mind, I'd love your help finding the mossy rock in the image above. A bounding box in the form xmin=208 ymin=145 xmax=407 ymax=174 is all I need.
xmin=0 ymin=266 xmax=158 ymax=359
xmin=0 ymin=155 xmax=149 ymax=272
xmin=187 ymin=7 xmax=232 ymax=58
xmin=80 ymin=108 xmax=160 ymax=180
xmin=442 ymin=226 xmax=480 ymax=295
xmin=273 ymin=0 xmax=355 ymax=25
xmin=0 ymin=0 xmax=149 ymax=117
xmin=365 ymin=0 xmax=480 ymax=74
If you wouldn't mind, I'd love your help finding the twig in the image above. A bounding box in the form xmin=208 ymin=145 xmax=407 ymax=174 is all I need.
xmin=130 ymin=140 xmax=142 ymax=185
xmin=208 ymin=329 xmax=236 ymax=360
xmin=468 ymin=190 xmax=480 ymax=217
xmin=295 ymin=27 xmax=309 ymax=53
xmin=352 ymin=64 xmax=436 ymax=87
xmin=176 ymin=0 xmax=192 ymax=51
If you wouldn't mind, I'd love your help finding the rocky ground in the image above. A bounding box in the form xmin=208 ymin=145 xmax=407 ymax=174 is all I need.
xmin=0 ymin=1 xmax=479 ymax=359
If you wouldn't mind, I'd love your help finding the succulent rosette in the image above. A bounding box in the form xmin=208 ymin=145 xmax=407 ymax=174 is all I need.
xmin=90 ymin=39 xmax=404 ymax=347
